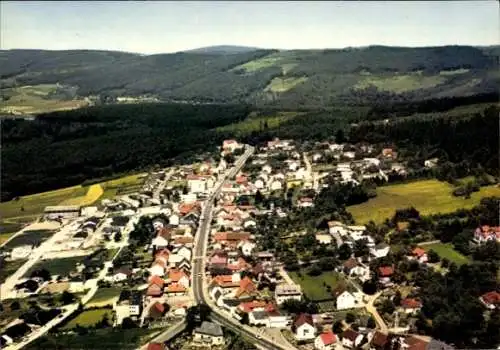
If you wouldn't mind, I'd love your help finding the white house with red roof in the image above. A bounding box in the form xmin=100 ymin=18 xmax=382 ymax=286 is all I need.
xmin=314 ymin=331 xmax=337 ymax=350
xmin=479 ymin=291 xmax=500 ymax=309
xmin=409 ymin=247 xmax=428 ymax=263
xmin=474 ymin=225 xmax=500 ymax=244
xmin=222 ymin=139 xmax=242 ymax=153
xmin=293 ymin=313 xmax=316 ymax=341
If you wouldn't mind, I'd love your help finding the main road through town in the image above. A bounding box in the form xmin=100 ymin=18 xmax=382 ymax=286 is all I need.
xmin=192 ymin=146 xmax=295 ymax=350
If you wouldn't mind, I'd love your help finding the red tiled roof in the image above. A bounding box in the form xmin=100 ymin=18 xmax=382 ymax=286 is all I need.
xmin=239 ymin=300 xmax=268 ymax=313
xmin=371 ymin=331 xmax=388 ymax=347
xmin=481 ymin=291 xmax=500 ymax=305
xmin=235 ymin=276 xmax=256 ymax=298
xmin=147 ymin=284 xmax=163 ymax=297
xmin=294 ymin=313 xmax=313 ymax=328
xmin=149 ymin=276 xmax=165 ymax=287
xmin=179 ymin=202 xmax=200 ymax=215
xmin=166 ymin=283 xmax=186 ymax=293
xmin=342 ymin=328 xmax=359 ymax=341
xmin=405 ymin=336 xmax=429 ymax=350
xmin=320 ymin=331 xmax=337 ymax=345
xmin=412 ymin=247 xmax=426 ymax=257
xmin=169 ymin=268 xmax=188 ymax=282
xmin=401 ymin=298 xmax=422 ymax=309
xmin=147 ymin=343 xmax=165 ymax=350
xmin=152 ymin=302 xmax=165 ymax=313
xmin=378 ymin=266 xmax=394 ymax=277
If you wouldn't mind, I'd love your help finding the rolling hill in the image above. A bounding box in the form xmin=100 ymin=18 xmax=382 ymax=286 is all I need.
xmin=0 ymin=45 xmax=498 ymax=113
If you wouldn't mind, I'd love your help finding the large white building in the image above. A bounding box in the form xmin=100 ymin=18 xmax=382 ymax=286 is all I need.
xmin=275 ymin=284 xmax=303 ymax=305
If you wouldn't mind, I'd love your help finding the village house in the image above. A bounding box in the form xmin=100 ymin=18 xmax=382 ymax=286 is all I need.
xmin=193 ymin=321 xmax=225 ymax=346
xmin=341 ymin=329 xmax=364 ymax=349
xmin=293 ymin=313 xmax=316 ymax=341
xmin=111 ymin=266 xmax=133 ymax=282
xmin=400 ymin=298 xmax=423 ymax=314
xmin=370 ymin=243 xmax=390 ymax=259
xmin=409 ymin=247 xmax=428 ymax=263
xmin=298 ymin=197 xmax=314 ymax=208
xmin=165 ymin=283 xmax=187 ymax=296
xmin=147 ymin=276 xmax=165 ymax=297
xmin=167 ymin=269 xmax=190 ymax=289
xmin=369 ymin=331 xmax=389 ymax=350
xmin=10 ymin=245 xmax=33 ymax=260
xmin=333 ymin=286 xmax=361 ymax=310
xmin=233 ymin=276 xmax=258 ymax=300
xmin=314 ymin=331 xmax=337 ymax=350
xmin=342 ymin=257 xmax=370 ymax=281
xmin=275 ymin=284 xmax=303 ymax=305
xmin=238 ymin=240 xmax=256 ymax=256
xmin=479 ymin=291 xmax=500 ymax=310
xmin=315 ymin=233 xmax=333 ymax=245
xmin=474 ymin=225 xmax=500 ymax=244
xmin=378 ymin=266 xmax=394 ymax=287
xmin=114 ymin=290 xmax=143 ymax=326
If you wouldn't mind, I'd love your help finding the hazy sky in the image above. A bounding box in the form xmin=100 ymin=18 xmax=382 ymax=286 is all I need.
xmin=1 ymin=1 xmax=498 ymax=54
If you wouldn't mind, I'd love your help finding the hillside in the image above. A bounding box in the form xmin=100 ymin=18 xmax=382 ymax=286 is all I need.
xmin=0 ymin=45 xmax=498 ymax=113
xmin=182 ymin=45 xmax=262 ymax=54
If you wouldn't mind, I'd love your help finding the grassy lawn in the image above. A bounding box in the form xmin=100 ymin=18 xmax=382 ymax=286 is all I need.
xmin=25 ymin=256 xmax=87 ymax=277
xmin=264 ymin=76 xmax=308 ymax=93
xmin=348 ymin=179 xmax=500 ymax=224
xmin=0 ymin=84 xmax=89 ymax=115
xmin=0 ymin=259 xmax=27 ymax=284
xmin=354 ymin=74 xmax=446 ymax=93
xmin=2 ymin=229 xmax=55 ymax=250
xmin=61 ymin=308 xmax=113 ymax=329
xmin=86 ymin=287 xmax=121 ymax=308
xmin=0 ymin=232 xmax=15 ymax=245
xmin=99 ymin=173 xmax=147 ymax=200
xmin=216 ymin=112 xmax=300 ymax=136
xmin=288 ymin=270 xmax=344 ymax=301
xmin=0 ymin=186 xmax=86 ymax=221
xmin=420 ymin=242 xmax=470 ymax=265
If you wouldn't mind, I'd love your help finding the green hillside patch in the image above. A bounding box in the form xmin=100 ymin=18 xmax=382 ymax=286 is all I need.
xmin=348 ymin=179 xmax=500 ymax=224
xmin=0 ymin=84 xmax=88 ymax=115
xmin=420 ymin=242 xmax=469 ymax=265
xmin=439 ymin=68 xmax=470 ymax=76
xmin=265 ymin=76 xmax=308 ymax=93
xmin=231 ymin=53 xmax=285 ymax=73
xmin=216 ymin=111 xmax=300 ymax=135
xmin=86 ymin=287 xmax=121 ymax=308
xmin=354 ymin=74 xmax=446 ymax=93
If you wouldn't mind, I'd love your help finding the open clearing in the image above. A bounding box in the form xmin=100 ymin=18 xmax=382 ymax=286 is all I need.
xmin=216 ymin=112 xmax=300 ymax=135
xmin=25 ymin=256 xmax=87 ymax=277
xmin=348 ymin=180 xmax=500 ymax=224
xmin=0 ymin=173 xmax=145 ymax=230
xmin=264 ymin=76 xmax=308 ymax=93
xmin=420 ymin=242 xmax=470 ymax=265
xmin=0 ymin=84 xmax=89 ymax=115
xmin=99 ymin=173 xmax=147 ymax=200
xmin=230 ymin=53 xmax=285 ymax=73
xmin=61 ymin=308 xmax=113 ymax=329
xmin=86 ymin=287 xmax=121 ymax=308
xmin=354 ymin=74 xmax=446 ymax=93
xmin=59 ymin=184 xmax=104 ymax=206
xmin=2 ymin=229 xmax=55 ymax=250
xmin=288 ymin=270 xmax=344 ymax=301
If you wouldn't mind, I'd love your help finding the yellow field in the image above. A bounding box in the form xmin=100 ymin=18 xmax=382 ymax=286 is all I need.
xmin=348 ymin=180 xmax=500 ymax=224
xmin=59 ymin=184 xmax=104 ymax=206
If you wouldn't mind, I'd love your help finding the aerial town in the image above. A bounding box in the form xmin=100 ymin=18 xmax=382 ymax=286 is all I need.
xmin=1 ymin=137 xmax=498 ymax=350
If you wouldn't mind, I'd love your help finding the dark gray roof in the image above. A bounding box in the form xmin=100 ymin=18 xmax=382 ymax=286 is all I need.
xmin=252 ymin=310 xmax=268 ymax=320
xmin=427 ymin=339 xmax=455 ymax=350
xmin=195 ymin=321 xmax=223 ymax=337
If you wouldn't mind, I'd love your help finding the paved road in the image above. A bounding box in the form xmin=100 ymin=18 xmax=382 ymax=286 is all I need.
xmin=191 ymin=146 xmax=296 ymax=350
xmin=137 ymin=320 xmax=186 ymax=350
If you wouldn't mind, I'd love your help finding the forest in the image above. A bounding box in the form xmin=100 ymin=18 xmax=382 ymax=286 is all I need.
xmin=1 ymin=103 xmax=249 ymax=200
xmin=2 ymin=93 xmax=497 ymax=201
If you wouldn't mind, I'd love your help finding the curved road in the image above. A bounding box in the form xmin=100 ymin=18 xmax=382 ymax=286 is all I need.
xmin=191 ymin=146 xmax=295 ymax=350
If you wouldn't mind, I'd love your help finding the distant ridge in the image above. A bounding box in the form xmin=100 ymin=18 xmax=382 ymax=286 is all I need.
xmin=180 ymin=45 xmax=262 ymax=54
